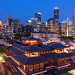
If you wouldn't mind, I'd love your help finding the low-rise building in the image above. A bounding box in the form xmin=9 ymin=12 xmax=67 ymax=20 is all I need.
xmin=0 ymin=37 xmax=74 ymax=75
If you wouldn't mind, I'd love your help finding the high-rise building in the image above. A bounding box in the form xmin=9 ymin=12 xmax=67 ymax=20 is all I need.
xmin=54 ymin=7 xmax=59 ymax=23
xmin=6 ymin=15 xmax=24 ymax=33
xmin=47 ymin=18 xmax=55 ymax=32
xmin=31 ymin=18 xmax=38 ymax=26
xmin=35 ymin=12 xmax=41 ymax=24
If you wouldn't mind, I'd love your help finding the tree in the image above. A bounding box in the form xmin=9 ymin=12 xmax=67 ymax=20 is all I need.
xmin=0 ymin=45 xmax=4 ymax=54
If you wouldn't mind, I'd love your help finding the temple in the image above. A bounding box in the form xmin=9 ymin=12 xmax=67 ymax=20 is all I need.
xmin=1 ymin=37 xmax=74 ymax=75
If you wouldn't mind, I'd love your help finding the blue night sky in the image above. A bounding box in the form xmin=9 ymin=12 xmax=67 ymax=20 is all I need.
xmin=0 ymin=0 xmax=75 ymax=24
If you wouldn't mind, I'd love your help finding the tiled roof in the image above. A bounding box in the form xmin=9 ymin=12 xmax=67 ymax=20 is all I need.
xmin=21 ymin=45 xmax=44 ymax=52
xmin=54 ymin=67 xmax=73 ymax=75
xmin=50 ymin=43 xmax=67 ymax=49
xmin=2 ymin=62 xmax=9 ymax=68
xmin=41 ymin=53 xmax=73 ymax=59
xmin=41 ymin=53 xmax=57 ymax=59
xmin=13 ymin=43 xmax=53 ymax=52
xmin=47 ymin=67 xmax=73 ymax=75
xmin=7 ymin=39 xmax=17 ymax=43
xmin=12 ymin=43 xmax=26 ymax=50
xmin=9 ymin=59 xmax=19 ymax=71
xmin=53 ymin=53 xmax=73 ymax=58
xmin=14 ymin=55 xmax=48 ymax=65
xmin=32 ymin=31 xmax=57 ymax=34
xmin=9 ymin=47 xmax=23 ymax=55
xmin=1 ymin=46 xmax=10 ymax=50
xmin=25 ymin=37 xmax=40 ymax=41
xmin=40 ymin=44 xmax=53 ymax=51
xmin=13 ymin=43 xmax=23 ymax=48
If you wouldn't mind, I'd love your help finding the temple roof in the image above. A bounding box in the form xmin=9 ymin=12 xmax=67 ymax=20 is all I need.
xmin=32 ymin=31 xmax=57 ymax=34
xmin=24 ymin=37 xmax=40 ymax=41
xmin=2 ymin=46 xmax=9 ymax=50
xmin=6 ymin=39 xmax=18 ymax=43
xmin=46 ymin=67 xmax=73 ymax=75
xmin=14 ymin=55 xmax=48 ymax=65
xmin=41 ymin=53 xmax=73 ymax=59
xmin=9 ymin=59 xmax=19 ymax=71
xmin=40 ymin=44 xmax=53 ymax=51
xmin=13 ymin=43 xmax=25 ymax=49
xmin=2 ymin=62 xmax=9 ymax=68
xmin=12 ymin=43 xmax=53 ymax=52
xmin=9 ymin=47 xmax=24 ymax=55
xmin=20 ymin=45 xmax=45 ymax=52
xmin=50 ymin=43 xmax=67 ymax=49
xmin=53 ymin=53 xmax=73 ymax=58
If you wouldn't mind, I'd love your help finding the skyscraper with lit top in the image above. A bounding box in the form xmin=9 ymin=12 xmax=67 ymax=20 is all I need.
xmin=54 ymin=7 xmax=59 ymax=23
xmin=35 ymin=12 xmax=41 ymax=24
xmin=35 ymin=12 xmax=41 ymax=31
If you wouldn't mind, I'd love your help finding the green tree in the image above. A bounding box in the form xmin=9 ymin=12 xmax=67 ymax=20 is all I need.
xmin=0 ymin=45 xmax=4 ymax=54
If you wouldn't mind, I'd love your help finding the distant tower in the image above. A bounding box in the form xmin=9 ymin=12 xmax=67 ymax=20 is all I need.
xmin=6 ymin=14 xmax=12 ymax=26
xmin=54 ymin=7 xmax=59 ymax=23
xmin=35 ymin=12 xmax=41 ymax=24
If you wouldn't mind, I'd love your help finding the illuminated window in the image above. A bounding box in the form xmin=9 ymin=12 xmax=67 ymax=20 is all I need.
xmin=29 ymin=65 xmax=33 ymax=73
xmin=34 ymin=64 xmax=39 ymax=71
xmin=32 ymin=52 xmax=36 ymax=55
xmin=40 ymin=63 xmax=43 ymax=70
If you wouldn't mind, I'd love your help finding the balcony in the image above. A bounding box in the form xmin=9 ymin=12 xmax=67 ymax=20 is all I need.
xmin=18 ymin=65 xmax=47 ymax=75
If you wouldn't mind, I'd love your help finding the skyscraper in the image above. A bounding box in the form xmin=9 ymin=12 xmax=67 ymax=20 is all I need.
xmin=54 ymin=7 xmax=59 ymax=23
xmin=35 ymin=12 xmax=41 ymax=24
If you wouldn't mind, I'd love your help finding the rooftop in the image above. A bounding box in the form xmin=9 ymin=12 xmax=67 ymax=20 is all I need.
xmin=32 ymin=31 xmax=57 ymax=34
xmin=14 ymin=55 xmax=48 ymax=65
xmin=50 ymin=43 xmax=67 ymax=49
xmin=41 ymin=53 xmax=73 ymax=59
xmin=9 ymin=47 xmax=24 ymax=55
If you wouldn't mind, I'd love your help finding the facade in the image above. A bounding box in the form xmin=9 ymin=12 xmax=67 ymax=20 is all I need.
xmin=54 ymin=7 xmax=59 ymax=23
xmin=35 ymin=12 xmax=41 ymax=31
xmin=1 ymin=37 xmax=74 ymax=75
xmin=47 ymin=18 xmax=59 ymax=32
xmin=61 ymin=21 xmax=75 ymax=37
xmin=61 ymin=22 xmax=67 ymax=36
xmin=35 ymin=12 xmax=41 ymax=24
xmin=0 ymin=29 xmax=14 ymax=39
xmin=32 ymin=32 xmax=60 ymax=43
xmin=47 ymin=18 xmax=55 ymax=32
xmin=6 ymin=15 xmax=24 ymax=34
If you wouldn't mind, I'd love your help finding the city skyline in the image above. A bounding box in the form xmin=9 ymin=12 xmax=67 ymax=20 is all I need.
xmin=0 ymin=0 xmax=75 ymax=24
